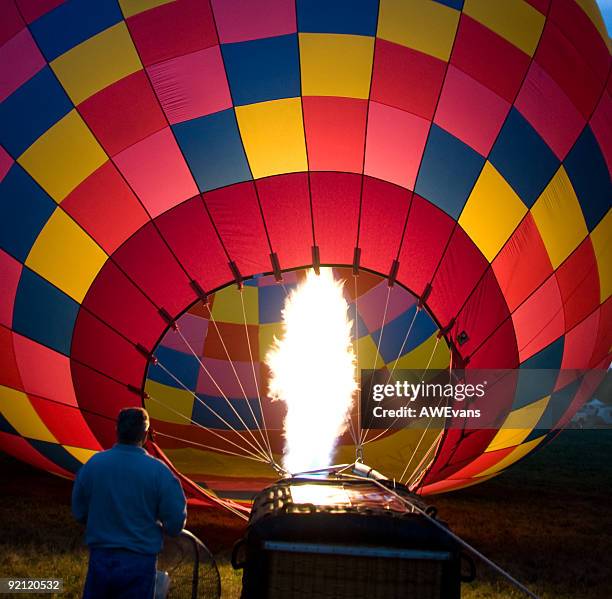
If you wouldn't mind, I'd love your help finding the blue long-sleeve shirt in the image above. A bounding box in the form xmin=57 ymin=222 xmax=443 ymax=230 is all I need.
xmin=72 ymin=444 xmax=187 ymax=555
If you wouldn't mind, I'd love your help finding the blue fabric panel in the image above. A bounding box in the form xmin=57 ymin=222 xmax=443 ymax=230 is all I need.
xmin=147 ymin=346 xmax=200 ymax=390
xmin=173 ymin=109 xmax=252 ymax=192
xmin=526 ymin=376 xmax=582 ymax=438
xmin=296 ymin=0 xmax=378 ymax=35
xmin=29 ymin=439 xmax=83 ymax=473
xmin=490 ymin=108 xmax=560 ymax=208
xmin=512 ymin=338 xmax=565 ymax=409
xmin=30 ymin=0 xmax=123 ymax=61
xmin=13 ymin=268 xmax=79 ymax=356
xmin=0 ymin=165 xmax=56 ymax=262
xmin=0 ymin=68 xmax=72 ymax=157
xmin=563 ymin=126 xmax=611 ymax=231
xmin=0 ymin=413 xmax=18 ymax=435
xmin=371 ymin=306 xmax=437 ymax=363
xmin=432 ymin=0 xmax=464 ymax=9
xmin=192 ymin=395 xmax=262 ymax=430
xmin=221 ymin=34 xmax=300 ymax=105
xmin=415 ymin=125 xmax=485 ymax=219
xmin=258 ymin=284 xmax=286 ymax=324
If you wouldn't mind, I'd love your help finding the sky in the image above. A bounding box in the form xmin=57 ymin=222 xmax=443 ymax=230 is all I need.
xmin=596 ymin=0 xmax=612 ymax=34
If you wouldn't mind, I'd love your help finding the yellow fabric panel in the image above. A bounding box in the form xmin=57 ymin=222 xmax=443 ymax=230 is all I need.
xmin=210 ymin=285 xmax=258 ymax=325
xmin=25 ymin=209 xmax=108 ymax=303
xmin=259 ymin=322 xmax=283 ymax=357
xmin=531 ymin=166 xmax=588 ymax=269
xmin=463 ymin=0 xmax=545 ymax=56
xmin=377 ymin=0 xmax=460 ymax=61
xmin=51 ymin=22 xmax=142 ymax=105
xmin=486 ymin=396 xmax=549 ymax=452
xmin=575 ymin=0 xmax=611 ymax=50
xmin=354 ymin=334 xmax=385 ymax=370
xmin=387 ymin=332 xmax=450 ymax=371
xmin=459 ymin=162 xmax=528 ymax=262
xmin=235 ymin=99 xmax=307 ymax=179
xmin=18 ymin=111 xmax=108 ymax=202
xmin=145 ymin=380 xmax=195 ymax=425
xmin=476 ymin=435 xmax=545 ymax=477
xmin=119 ymin=0 xmax=175 ymax=18
xmin=0 ymin=385 xmax=56 ymax=442
xmin=590 ymin=209 xmax=611 ymax=302
xmin=64 ymin=446 xmax=98 ymax=463
xmin=299 ymin=33 xmax=374 ymax=99
xmin=164 ymin=447 xmax=279 ymax=478
xmin=352 ymin=426 xmax=443 ymax=482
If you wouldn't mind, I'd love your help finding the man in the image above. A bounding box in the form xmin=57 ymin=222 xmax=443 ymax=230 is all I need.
xmin=72 ymin=407 xmax=187 ymax=599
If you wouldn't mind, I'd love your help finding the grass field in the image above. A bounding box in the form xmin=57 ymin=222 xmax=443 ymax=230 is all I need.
xmin=1 ymin=430 xmax=611 ymax=598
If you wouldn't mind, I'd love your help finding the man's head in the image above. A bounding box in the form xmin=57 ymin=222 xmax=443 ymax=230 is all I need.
xmin=117 ymin=408 xmax=150 ymax=446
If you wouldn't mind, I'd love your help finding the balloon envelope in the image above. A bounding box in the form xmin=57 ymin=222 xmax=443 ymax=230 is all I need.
xmin=0 ymin=0 xmax=610 ymax=500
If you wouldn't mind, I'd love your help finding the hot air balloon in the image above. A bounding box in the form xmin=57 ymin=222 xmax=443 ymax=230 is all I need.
xmin=0 ymin=0 xmax=610 ymax=511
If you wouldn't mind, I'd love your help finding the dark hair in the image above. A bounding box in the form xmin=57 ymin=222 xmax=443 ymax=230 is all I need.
xmin=117 ymin=408 xmax=150 ymax=444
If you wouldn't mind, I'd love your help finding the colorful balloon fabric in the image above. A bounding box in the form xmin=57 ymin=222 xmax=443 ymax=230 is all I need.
xmin=0 ymin=0 xmax=610 ymax=502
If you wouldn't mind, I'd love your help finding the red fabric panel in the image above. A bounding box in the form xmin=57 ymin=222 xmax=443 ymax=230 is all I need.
xmin=396 ymin=196 xmax=454 ymax=297
xmin=62 ymin=162 xmax=150 ymax=255
xmin=523 ymin=0 xmax=549 ymax=13
xmin=557 ymin=308 xmax=599 ymax=389
xmin=492 ymin=213 xmax=552 ymax=312
xmin=469 ymin=318 xmax=519 ymax=368
xmin=428 ymin=226 xmax=489 ymax=328
xmin=0 ymin=326 xmax=22 ymax=390
xmin=555 ymin=237 xmax=600 ymax=331
xmin=112 ymin=222 xmax=197 ymax=315
xmin=590 ymin=296 xmax=612 ymax=367
xmin=256 ymin=173 xmax=312 ymax=270
xmin=454 ymin=268 xmax=510 ymax=358
xmin=514 ymin=61 xmax=585 ymax=160
xmin=203 ymin=182 xmax=271 ymax=277
xmin=549 ymin=0 xmax=610 ymax=85
xmin=0 ymin=1 xmax=23 ymax=45
xmin=73 ymin=362 xmax=141 ymax=447
xmin=451 ymin=15 xmax=530 ymax=103
xmin=370 ymin=39 xmax=446 ymax=120
xmin=358 ymin=177 xmax=410 ymax=276
xmin=13 ymin=333 xmax=77 ymax=406
xmin=589 ymin=92 xmax=612 ymax=173
xmin=126 ymin=0 xmax=218 ymax=67
xmin=155 ymin=196 xmax=230 ymax=293
xmin=435 ymin=65 xmax=510 ymax=156
xmin=0 ymin=431 xmax=71 ymax=478
xmin=28 ymin=396 xmax=102 ymax=449
xmin=82 ymin=260 xmax=165 ymax=348
xmin=302 ymin=96 xmax=367 ymax=173
xmin=71 ymin=309 xmax=147 ymax=386
xmin=535 ymin=20 xmax=605 ymax=119
xmin=448 ymin=445 xmax=515 ymax=479
xmin=364 ymin=102 xmax=429 ymax=189
xmin=0 ymin=249 xmax=21 ymax=328
xmin=512 ymin=275 xmax=564 ymax=362
xmin=15 ymin=0 xmax=64 ymax=23
xmin=202 ymin=322 xmax=259 ymax=361
xmin=310 ymin=172 xmax=360 ymax=265
xmin=78 ymin=71 xmax=166 ymax=156
xmin=424 ymin=429 xmax=498 ymax=484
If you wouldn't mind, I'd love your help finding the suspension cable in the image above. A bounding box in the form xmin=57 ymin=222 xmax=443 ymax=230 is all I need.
xmin=341 ymin=473 xmax=540 ymax=599
xmin=239 ymin=290 xmax=274 ymax=459
xmin=360 ymin=285 xmax=392 ymax=445
xmin=204 ymin=302 xmax=273 ymax=457
xmin=173 ymin=325 xmax=271 ymax=461
xmin=145 ymin=392 xmax=269 ymax=463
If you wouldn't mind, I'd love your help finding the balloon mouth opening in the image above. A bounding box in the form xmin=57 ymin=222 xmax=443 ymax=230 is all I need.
xmin=142 ymin=266 xmax=451 ymax=501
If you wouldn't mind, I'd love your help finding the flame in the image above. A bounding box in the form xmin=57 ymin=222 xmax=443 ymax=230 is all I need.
xmin=266 ymin=268 xmax=357 ymax=474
